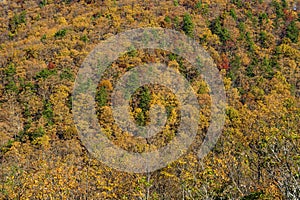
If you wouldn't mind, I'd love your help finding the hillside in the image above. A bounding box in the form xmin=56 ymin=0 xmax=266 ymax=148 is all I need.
xmin=0 ymin=0 xmax=299 ymax=199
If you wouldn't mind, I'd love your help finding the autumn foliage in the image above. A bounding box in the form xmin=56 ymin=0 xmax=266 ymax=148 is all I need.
xmin=0 ymin=0 xmax=299 ymax=199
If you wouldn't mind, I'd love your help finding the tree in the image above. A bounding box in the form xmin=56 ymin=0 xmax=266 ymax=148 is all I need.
xmin=286 ymin=20 xmax=299 ymax=43
xmin=210 ymin=17 xmax=231 ymax=43
xmin=182 ymin=13 xmax=194 ymax=37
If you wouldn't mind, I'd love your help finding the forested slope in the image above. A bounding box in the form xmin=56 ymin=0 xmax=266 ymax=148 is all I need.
xmin=0 ymin=0 xmax=299 ymax=199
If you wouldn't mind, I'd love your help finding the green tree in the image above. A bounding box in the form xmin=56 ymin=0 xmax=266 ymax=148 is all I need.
xmin=286 ymin=21 xmax=299 ymax=43
xmin=210 ymin=17 xmax=231 ymax=43
xmin=182 ymin=13 xmax=194 ymax=37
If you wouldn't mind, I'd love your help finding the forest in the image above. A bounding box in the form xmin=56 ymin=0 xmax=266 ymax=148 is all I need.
xmin=0 ymin=0 xmax=299 ymax=199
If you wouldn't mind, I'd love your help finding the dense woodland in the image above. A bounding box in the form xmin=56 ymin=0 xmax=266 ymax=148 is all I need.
xmin=0 ymin=0 xmax=299 ymax=199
